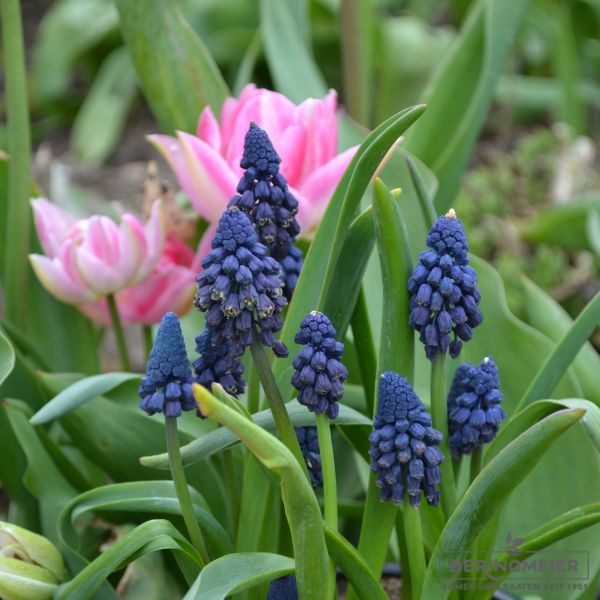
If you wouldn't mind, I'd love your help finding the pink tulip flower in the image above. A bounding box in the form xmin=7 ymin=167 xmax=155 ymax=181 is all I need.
xmin=29 ymin=199 xmax=165 ymax=303
xmin=80 ymin=236 xmax=197 ymax=325
xmin=149 ymin=85 xmax=358 ymax=238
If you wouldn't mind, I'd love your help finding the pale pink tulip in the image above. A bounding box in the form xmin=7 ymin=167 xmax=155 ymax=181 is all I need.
xmin=80 ymin=236 xmax=197 ymax=325
xmin=29 ymin=199 xmax=166 ymax=303
xmin=149 ymin=85 xmax=358 ymax=238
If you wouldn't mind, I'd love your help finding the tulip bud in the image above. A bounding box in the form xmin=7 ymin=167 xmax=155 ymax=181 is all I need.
xmin=0 ymin=522 xmax=65 ymax=600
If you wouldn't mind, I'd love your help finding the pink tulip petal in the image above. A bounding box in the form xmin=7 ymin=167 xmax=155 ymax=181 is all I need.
xmin=196 ymin=106 xmax=222 ymax=150
xmin=177 ymin=132 xmax=238 ymax=222
xmin=277 ymin=125 xmax=306 ymax=189
xmin=29 ymin=243 xmax=96 ymax=303
xmin=131 ymin=199 xmax=166 ymax=282
xmin=220 ymin=84 xmax=259 ymax=146
xmin=78 ymin=299 xmax=111 ymax=327
xmin=31 ymin=198 xmax=77 ymax=257
xmin=298 ymin=146 xmax=358 ymax=235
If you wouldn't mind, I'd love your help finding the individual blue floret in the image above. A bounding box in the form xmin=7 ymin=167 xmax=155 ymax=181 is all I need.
xmin=229 ymin=123 xmax=300 ymax=261
xmin=267 ymin=575 xmax=298 ymax=600
xmin=291 ymin=311 xmax=348 ymax=419
xmin=138 ymin=312 xmax=195 ymax=418
xmin=280 ymin=241 xmax=303 ymax=300
xmin=195 ymin=207 xmax=288 ymax=360
xmin=369 ymin=371 xmax=444 ymax=507
xmin=448 ymin=356 xmax=505 ymax=458
xmin=295 ymin=426 xmax=323 ymax=488
xmin=408 ymin=209 xmax=483 ymax=361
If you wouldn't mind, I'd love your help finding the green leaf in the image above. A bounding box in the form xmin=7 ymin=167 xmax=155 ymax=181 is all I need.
xmin=273 ymin=106 xmax=426 ymax=400
xmin=32 ymin=0 xmax=118 ymax=101
xmin=586 ymin=209 xmax=600 ymax=256
xmin=260 ymin=0 xmax=327 ymax=102
xmin=183 ymin=552 xmax=294 ymax=600
xmin=323 ymin=525 xmax=389 ymax=600
xmin=0 ymin=329 xmax=15 ymax=387
xmin=71 ymin=47 xmax=138 ymax=166
xmin=0 ymin=557 xmax=59 ymax=600
xmin=420 ymin=408 xmax=585 ymax=598
xmin=194 ymin=385 xmax=328 ymax=600
xmin=58 ymin=481 xmax=233 ymax=573
xmin=516 ymin=289 xmax=600 ymax=412
xmin=141 ymin=402 xmax=371 ymax=470
xmin=56 ymin=520 xmax=204 ymax=600
xmin=115 ymin=0 xmax=228 ymax=133
xmin=520 ymin=276 xmax=600 ymax=405
xmin=4 ymin=400 xmax=76 ymax=543
xmin=322 ymin=206 xmax=375 ymax=338
xmin=30 ymin=372 xmax=139 ymax=425
xmin=521 ymin=194 xmax=600 ymax=251
xmin=403 ymin=0 xmax=532 ymax=211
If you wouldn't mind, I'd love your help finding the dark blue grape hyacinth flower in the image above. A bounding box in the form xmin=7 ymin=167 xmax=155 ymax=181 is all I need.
xmin=229 ymin=123 xmax=300 ymax=261
xmin=448 ymin=356 xmax=505 ymax=458
xmin=291 ymin=311 xmax=348 ymax=419
xmin=267 ymin=575 xmax=298 ymax=600
xmin=138 ymin=312 xmax=195 ymax=418
xmin=295 ymin=426 xmax=323 ymax=488
xmin=195 ymin=207 xmax=288 ymax=360
xmin=369 ymin=372 xmax=444 ymax=507
xmin=280 ymin=240 xmax=303 ymax=300
xmin=408 ymin=209 xmax=482 ymax=360
xmin=193 ymin=329 xmax=245 ymax=397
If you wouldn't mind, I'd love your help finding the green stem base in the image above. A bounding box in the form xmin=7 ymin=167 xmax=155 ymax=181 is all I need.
xmin=107 ymin=294 xmax=131 ymax=371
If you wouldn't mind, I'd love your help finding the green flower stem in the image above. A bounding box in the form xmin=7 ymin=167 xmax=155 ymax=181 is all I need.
xmin=164 ymin=416 xmax=209 ymax=565
xmin=142 ymin=325 xmax=153 ymax=358
xmin=470 ymin=447 xmax=483 ymax=485
xmin=247 ymin=362 xmax=261 ymax=414
xmin=107 ymin=294 xmax=131 ymax=371
xmin=249 ymin=335 xmax=307 ymax=477
xmin=350 ymin=287 xmax=377 ymax=415
xmin=1 ymin=0 xmax=31 ymax=328
xmin=431 ymin=354 xmax=457 ymax=521
xmin=395 ymin=510 xmax=412 ymax=600
xmin=401 ymin=498 xmax=426 ymax=599
xmin=316 ymin=413 xmax=338 ymax=599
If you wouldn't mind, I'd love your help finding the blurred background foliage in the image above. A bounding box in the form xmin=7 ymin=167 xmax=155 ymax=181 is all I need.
xmin=2 ymin=0 xmax=600 ymax=328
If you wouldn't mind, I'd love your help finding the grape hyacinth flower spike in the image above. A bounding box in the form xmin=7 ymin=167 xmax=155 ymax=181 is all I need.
xmin=408 ymin=209 xmax=482 ymax=360
xmin=229 ymin=122 xmax=301 ymax=261
xmin=369 ymin=372 xmax=444 ymax=507
xmin=193 ymin=329 xmax=245 ymax=397
xmin=138 ymin=312 xmax=195 ymax=417
xmin=448 ymin=357 xmax=505 ymax=458
xmin=295 ymin=426 xmax=323 ymax=488
xmin=292 ymin=311 xmax=348 ymax=419
xmin=195 ymin=207 xmax=288 ymax=359
xmin=267 ymin=576 xmax=298 ymax=600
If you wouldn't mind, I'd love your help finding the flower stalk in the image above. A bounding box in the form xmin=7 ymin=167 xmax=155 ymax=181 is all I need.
xmin=164 ymin=416 xmax=209 ymax=564
xmin=107 ymin=294 xmax=131 ymax=371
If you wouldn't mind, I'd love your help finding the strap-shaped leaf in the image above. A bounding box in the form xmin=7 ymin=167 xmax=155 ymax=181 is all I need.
xmin=183 ymin=552 xmax=294 ymax=600
xmin=421 ymin=408 xmax=585 ymax=599
xmin=0 ymin=329 xmax=15 ymax=387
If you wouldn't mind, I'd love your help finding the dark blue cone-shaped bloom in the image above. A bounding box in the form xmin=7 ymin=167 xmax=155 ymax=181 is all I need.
xmin=229 ymin=123 xmax=300 ymax=261
xmin=280 ymin=241 xmax=303 ymax=300
xmin=291 ymin=311 xmax=348 ymax=419
xmin=369 ymin=372 xmax=444 ymax=507
xmin=408 ymin=209 xmax=482 ymax=361
xmin=267 ymin=576 xmax=298 ymax=600
xmin=448 ymin=357 xmax=505 ymax=458
xmin=193 ymin=329 xmax=245 ymax=398
xmin=138 ymin=312 xmax=195 ymax=418
xmin=295 ymin=426 xmax=322 ymax=488
xmin=195 ymin=207 xmax=288 ymax=359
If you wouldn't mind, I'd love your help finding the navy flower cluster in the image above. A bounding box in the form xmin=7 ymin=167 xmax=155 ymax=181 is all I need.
xmin=408 ymin=210 xmax=482 ymax=360
xmin=448 ymin=357 xmax=505 ymax=458
xmin=229 ymin=122 xmax=301 ymax=262
xmin=138 ymin=312 xmax=195 ymax=417
xmin=193 ymin=329 xmax=245 ymax=398
xmin=292 ymin=311 xmax=348 ymax=419
xmin=280 ymin=241 xmax=304 ymax=300
xmin=369 ymin=372 xmax=444 ymax=507
xmin=295 ymin=426 xmax=323 ymax=488
xmin=267 ymin=576 xmax=298 ymax=600
xmin=195 ymin=206 xmax=288 ymax=360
